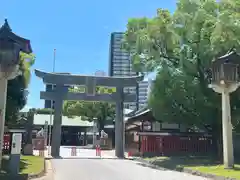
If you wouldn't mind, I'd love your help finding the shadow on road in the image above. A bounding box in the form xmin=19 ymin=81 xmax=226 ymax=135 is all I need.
xmin=136 ymin=156 xmax=240 ymax=172
xmin=62 ymin=146 xmax=94 ymax=149
xmin=51 ymin=157 xmax=129 ymax=160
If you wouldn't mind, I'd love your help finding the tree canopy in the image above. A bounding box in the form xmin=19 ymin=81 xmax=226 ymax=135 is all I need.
xmin=63 ymin=89 xmax=115 ymax=130
xmin=123 ymin=0 xmax=240 ymax=133
xmin=6 ymin=52 xmax=35 ymax=125
xmin=35 ymin=108 xmax=54 ymax=115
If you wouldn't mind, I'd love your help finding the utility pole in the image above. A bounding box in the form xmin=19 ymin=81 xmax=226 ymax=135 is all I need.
xmin=92 ymin=118 xmax=97 ymax=147
xmin=48 ymin=49 xmax=56 ymax=155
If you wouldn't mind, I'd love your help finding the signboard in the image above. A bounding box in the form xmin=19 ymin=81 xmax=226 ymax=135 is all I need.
xmin=11 ymin=133 xmax=22 ymax=155
xmin=3 ymin=134 xmax=10 ymax=151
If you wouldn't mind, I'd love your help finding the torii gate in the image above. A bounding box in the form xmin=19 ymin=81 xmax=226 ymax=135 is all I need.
xmin=35 ymin=69 xmax=142 ymax=158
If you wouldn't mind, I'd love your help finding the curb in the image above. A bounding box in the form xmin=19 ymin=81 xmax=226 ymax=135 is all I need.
xmin=27 ymin=158 xmax=46 ymax=180
xmin=132 ymin=158 xmax=238 ymax=180
xmin=183 ymin=168 xmax=238 ymax=180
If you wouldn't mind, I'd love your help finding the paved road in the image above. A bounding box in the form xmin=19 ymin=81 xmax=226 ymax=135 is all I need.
xmin=50 ymin=150 xmax=211 ymax=180
xmin=39 ymin=147 xmax=210 ymax=180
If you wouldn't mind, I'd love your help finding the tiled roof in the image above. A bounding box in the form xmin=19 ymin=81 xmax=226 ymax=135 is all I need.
xmin=33 ymin=114 xmax=93 ymax=127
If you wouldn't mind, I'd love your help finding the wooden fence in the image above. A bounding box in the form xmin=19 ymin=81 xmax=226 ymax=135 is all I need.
xmin=140 ymin=134 xmax=213 ymax=156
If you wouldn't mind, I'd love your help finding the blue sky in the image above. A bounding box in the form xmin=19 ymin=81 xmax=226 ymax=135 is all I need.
xmin=0 ymin=0 xmax=176 ymax=110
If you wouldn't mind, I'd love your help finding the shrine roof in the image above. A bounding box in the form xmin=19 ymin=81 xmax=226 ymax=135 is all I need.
xmin=212 ymin=50 xmax=240 ymax=66
xmin=35 ymin=69 xmax=143 ymax=79
xmin=35 ymin=69 xmax=143 ymax=86
xmin=0 ymin=19 xmax=32 ymax=53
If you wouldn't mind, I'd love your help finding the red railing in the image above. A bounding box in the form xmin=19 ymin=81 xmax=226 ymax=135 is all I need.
xmin=140 ymin=135 xmax=213 ymax=155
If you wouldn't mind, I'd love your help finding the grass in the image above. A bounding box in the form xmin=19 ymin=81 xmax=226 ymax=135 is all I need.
xmin=19 ymin=155 xmax=44 ymax=175
xmin=144 ymin=156 xmax=240 ymax=179
xmin=188 ymin=164 xmax=240 ymax=179
xmin=0 ymin=155 xmax=44 ymax=179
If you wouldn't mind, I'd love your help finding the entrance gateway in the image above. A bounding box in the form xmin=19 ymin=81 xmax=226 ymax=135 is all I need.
xmin=35 ymin=69 xmax=143 ymax=158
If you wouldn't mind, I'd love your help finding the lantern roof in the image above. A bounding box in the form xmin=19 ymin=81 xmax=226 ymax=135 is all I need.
xmin=0 ymin=19 xmax=32 ymax=53
xmin=212 ymin=51 xmax=240 ymax=67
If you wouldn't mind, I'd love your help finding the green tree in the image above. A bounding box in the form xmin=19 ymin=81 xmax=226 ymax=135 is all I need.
xmin=35 ymin=108 xmax=54 ymax=115
xmin=63 ymin=99 xmax=115 ymax=131
xmin=123 ymin=0 xmax=240 ymax=153
xmin=6 ymin=52 xmax=35 ymax=125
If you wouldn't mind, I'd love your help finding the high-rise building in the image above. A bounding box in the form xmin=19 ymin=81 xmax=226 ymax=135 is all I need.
xmin=44 ymin=84 xmax=56 ymax=109
xmin=138 ymin=78 xmax=155 ymax=109
xmin=138 ymin=81 xmax=149 ymax=109
xmin=44 ymin=73 xmax=71 ymax=109
xmin=108 ymin=32 xmax=138 ymax=110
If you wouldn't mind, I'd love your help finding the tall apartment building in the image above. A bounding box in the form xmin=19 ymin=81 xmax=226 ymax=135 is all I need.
xmin=44 ymin=84 xmax=56 ymax=109
xmin=109 ymin=32 xmax=138 ymax=110
xmin=109 ymin=32 xmax=155 ymax=110
xmin=138 ymin=78 xmax=155 ymax=109
xmin=138 ymin=81 xmax=149 ymax=109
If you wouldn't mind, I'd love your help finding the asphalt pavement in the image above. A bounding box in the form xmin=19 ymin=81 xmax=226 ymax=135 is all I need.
xmin=50 ymin=147 xmax=211 ymax=180
xmin=51 ymin=158 xmax=210 ymax=180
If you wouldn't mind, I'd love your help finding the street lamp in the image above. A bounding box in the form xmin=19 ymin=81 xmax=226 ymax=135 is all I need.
xmin=0 ymin=19 xmax=32 ymax=168
xmin=208 ymin=51 xmax=240 ymax=169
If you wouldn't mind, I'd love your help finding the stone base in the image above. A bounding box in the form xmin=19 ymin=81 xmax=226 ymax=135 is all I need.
xmin=23 ymin=144 xmax=33 ymax=155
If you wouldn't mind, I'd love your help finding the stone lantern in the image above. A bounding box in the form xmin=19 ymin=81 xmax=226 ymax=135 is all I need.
xmin=208 ymin=51 xmax=240 ymax=169
xmin=0 ymin=19 xmax=32 ymax=168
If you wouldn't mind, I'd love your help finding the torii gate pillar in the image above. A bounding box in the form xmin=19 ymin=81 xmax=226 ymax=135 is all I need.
xmin=35 ymin=69 xmax=143 ymax=158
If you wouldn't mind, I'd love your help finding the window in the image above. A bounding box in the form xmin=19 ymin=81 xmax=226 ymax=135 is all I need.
xmin=114 ymin=33 xmax=123 ymax=38
xmin=124 ymin=103 xmax=130 ymax=109
xmin=113 ymin=70 xmax=121 ymax=74
xmin=124 ymin=88 xmax=130 ymax=93
xmin=121 ymin=71 xmax=130 ymax=75
xmin=113 ymin=44 xmax=121 ymax=48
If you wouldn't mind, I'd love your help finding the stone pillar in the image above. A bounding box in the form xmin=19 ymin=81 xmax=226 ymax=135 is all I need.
xmin=115 ymin=87 xmax=125 ymax=158
xmin=0 ymin=78 xmax=7 ymax=168
xmin=222 ymin=90 xmax=234 ymax=168
xmin=51 ymin=85 xmax=64 ymax=157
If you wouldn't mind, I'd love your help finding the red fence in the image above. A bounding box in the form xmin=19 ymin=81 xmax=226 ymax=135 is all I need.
xmin=140 ymin=135 xmax=213 ymax=156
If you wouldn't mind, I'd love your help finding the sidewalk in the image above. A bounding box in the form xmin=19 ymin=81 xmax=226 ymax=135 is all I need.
xmin=33 ymin=160 xmax=53 ymax=180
